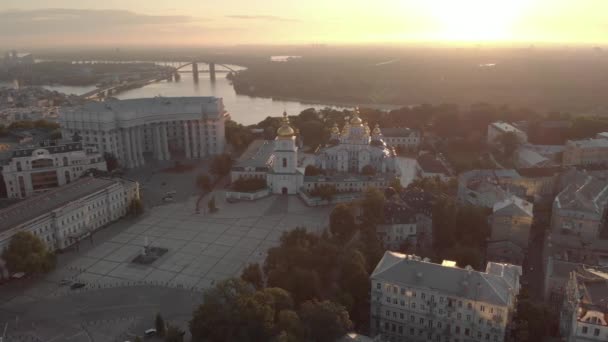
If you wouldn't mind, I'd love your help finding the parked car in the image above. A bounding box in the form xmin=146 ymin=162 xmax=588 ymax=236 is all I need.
xmin=70 ymin=282 xmax=86 ymax=290
xmin=144 ymin=328 xmax=157 ymax=337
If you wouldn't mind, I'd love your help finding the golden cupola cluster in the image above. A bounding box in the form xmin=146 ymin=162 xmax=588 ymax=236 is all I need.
xmin=276 ymin=111 xmax=295 ymax=138
xmin=350 ymin=107 xmax=363 ymax=126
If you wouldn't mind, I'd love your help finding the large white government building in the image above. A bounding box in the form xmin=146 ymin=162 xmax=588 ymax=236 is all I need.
xmin=370 ymin=252 xmax=521 ymax=342
xmin=1 ymin=140 xmax=107 ymax=198
xmin=0 ymin=177 xmax=139 ymax=277
xmin=59 ymin=97 xmax=228 ymax=168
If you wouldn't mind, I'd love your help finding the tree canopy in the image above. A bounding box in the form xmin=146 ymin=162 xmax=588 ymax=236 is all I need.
xmin=2 ymin=231 xmax=55 ymax=274
xmin=210 ymin=154 xmax=233 ymax=177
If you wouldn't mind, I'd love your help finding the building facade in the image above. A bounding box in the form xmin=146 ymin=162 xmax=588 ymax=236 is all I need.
xmin=1 ymin=140 xmax=107 ymax=198
xmin=563 ymin=139 xmax=608 ymax=167
xmin=0 ymin=177 xmax=139 ymax=276
xmin=59 ymin=97 xmax=228 ymax=169
xmin=487 ymin=122 xmax=527 ymax=146
xmin=381 ymin=128 xmax=421 ymax=151
xmin=560 ymin=267 xmax=608 ymax=341
xmin=378 ymin=189 xmax=433 ymax=252
xmin=370 ymin=252 xmax=521 ymax=342
xmin=230 ymin=109 xmax=399 ymax=197
xmin=486 ymin=196 xmax=533 ymax=265
xmin=551 ymin=174 xmax=608 ymax=241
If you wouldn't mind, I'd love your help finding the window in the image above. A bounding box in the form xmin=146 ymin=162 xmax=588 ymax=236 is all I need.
xmin=593 ymin=328 xmax=599 ymax=336
xmin=582 ymin=326 xmax=588 ymax=334
xmin=377 ymin=283 xmax=381 ymax=290
xmin=465 ymin=328 xmax=470 ymax=336
xmin=480 ymin=305 xmax=486 ymax=312
xmin=282 ymin=158 xmax=287 ymax=168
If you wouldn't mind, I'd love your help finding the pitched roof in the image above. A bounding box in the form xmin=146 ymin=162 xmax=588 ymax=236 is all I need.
xmin=493 ymin=195 xmax=533 ymax=217
xmin=555 ymin=174 xmax=608 ymax=215
xmin=371 ymin=252 xmax=521 ymax=306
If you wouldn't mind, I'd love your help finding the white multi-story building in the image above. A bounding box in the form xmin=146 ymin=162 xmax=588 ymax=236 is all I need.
xmin=560 ymin=267 xmax=608 ymax=341
xmin=381 ymin=128 xmax=421 ymax=151
xmin=59 ymin=97 xmax=228 ymax=169
xmin=563 ymin=138 xmax=608 ymax=167
xmin=370 ymin=252 xmax=521 ymax=342
xmin=487 ymin=122 xmax=527 ymax=146
xmin=0 ymin=176 xmax=139 ymax=276
xmin=1 ymin=140 xmax=107 ymax=198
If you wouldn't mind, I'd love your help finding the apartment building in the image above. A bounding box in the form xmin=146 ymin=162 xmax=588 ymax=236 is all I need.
xmin=370 ymin=252 xmax=521 ymax=342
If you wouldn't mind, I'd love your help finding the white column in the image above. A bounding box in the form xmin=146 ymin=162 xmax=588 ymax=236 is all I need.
xmin=123 ymin=128 xmax=133 ymax=168
xmin=130 ymin=127 xmax=139 ymax=168
xmin=184 ymin=121 xmax=192 ymax=159
xmin=137 ymin=126 xmax=145 ymax=165
xmin=154 ymin=124 xmax=162 ymax=160
xmin=161 ymin=123 xmax=170 ymax=160
xmin=199 ymin=119 xmax=206 ymax=157
xmin=192 ymin=121 xmax=200 ymax=158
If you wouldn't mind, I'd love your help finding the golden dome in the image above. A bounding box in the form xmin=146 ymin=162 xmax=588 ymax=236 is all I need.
xmin=331 ymin=123 xmax=340 ymax=134
xmin=372 ymin=123 xmax=382 ymax=135
xmin=277 ymin=111 xmax=295 ymax=137
xmin=350 ymin=107 xmax=363 ymax=125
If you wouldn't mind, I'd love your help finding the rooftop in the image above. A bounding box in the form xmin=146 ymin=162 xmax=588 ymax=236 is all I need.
xmin=0 ymin=177 xmax=133 ymax=233
xmin=233 ymin=139 xmax=275 ymax=169
xmin=567 ymin=138 xmax=608 ymax=149
xmin=572 ymin=267 xmax=608 ymax=314
xmin=491 ymin=121 xmax=525 ymax=134
xmin=371 ymin=252 xmax=521 ymax=306
xmin=381 ymin=127 xmax=418 ymax=138
xmin=60 ymin=96 xmax=225 ymax=122
xmin=417 ymin=153 xmax=449 ymax=175
xmin=493 ymin=195 xmax=533 ymax=217
xmin=555 ymin=174 xmax=608 ymax=215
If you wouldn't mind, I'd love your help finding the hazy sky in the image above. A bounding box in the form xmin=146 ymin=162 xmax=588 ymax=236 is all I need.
xmin=1 ymin=0 xmax=607 ymax=47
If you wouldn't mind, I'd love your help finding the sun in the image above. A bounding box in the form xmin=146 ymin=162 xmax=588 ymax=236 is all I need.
xmin=425 ymin=0 xmax=529 ymax=42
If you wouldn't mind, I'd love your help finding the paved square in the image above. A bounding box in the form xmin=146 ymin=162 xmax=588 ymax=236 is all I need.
xmin=59 ymin=193 xmax=331 ymax=290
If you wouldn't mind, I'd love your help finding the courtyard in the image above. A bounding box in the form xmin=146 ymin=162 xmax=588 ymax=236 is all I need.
xmin=0 ymin=190 xmax=332 ymax=341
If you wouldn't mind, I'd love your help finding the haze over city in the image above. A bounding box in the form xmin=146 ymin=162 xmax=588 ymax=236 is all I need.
xmin=3 ymin=1 xmax=608 ymax=342
xmin=1 ymin=0 xmax=608 ymax=47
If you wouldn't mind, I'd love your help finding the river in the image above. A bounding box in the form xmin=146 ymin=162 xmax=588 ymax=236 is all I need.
xmin=4 ymin=62 xmax=353 ymax=125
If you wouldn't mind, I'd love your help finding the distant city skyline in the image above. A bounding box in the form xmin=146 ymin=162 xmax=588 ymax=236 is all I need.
xmin=0 ymin=0 xmax=607 ymax=47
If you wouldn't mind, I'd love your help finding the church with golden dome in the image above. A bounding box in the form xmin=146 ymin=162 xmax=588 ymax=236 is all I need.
xmin=315 ymin=109 xmax=397 ymax=174
xmin=231 ymin=109 xmax=400 ymax=198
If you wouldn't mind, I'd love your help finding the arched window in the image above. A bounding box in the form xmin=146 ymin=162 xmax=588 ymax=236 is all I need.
xmin=282 ymin=158 xmax=287 ymax=168
xmin=63 ymin=156 xmax=68 ymax=166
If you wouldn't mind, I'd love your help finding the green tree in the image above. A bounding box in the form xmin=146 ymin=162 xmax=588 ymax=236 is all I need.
xmin=134 ymin=336 xmax=142 ymax=342
xmin=2 ymin=231 xmax=55 ymax=274
xmin=309 ymin=184 xmax=336 ymax=201
xmin=165 ymin=323 xmax=185 ymax=342
xmin=210 ymin=154 xmax=233 ymax=177
xmin=329 ymin=204 xmax=356 ymax=240
xmin=361 ymin=164 xmax=376 ymax=176
xmin=196 ymin=173 xmax=212 ymax=192
xmin=304 ymin=165 xmax=323 ymax=176
xmin=103 ymin=152 xmax=119 ymax=172
xmin=360 ymin=187 xmax=385 ymax=225
xmin=241 ymin=263 xmax=264 ymax=289
xmin=128 ymin=198 xmax=144 ymax=216
xmin=190 ymin=279 xmax=294 ymax=342
xmin=232 ymin=177 xmax=267 ymax=192
xmin=155 ymin=313 xmax=166 ymax=337
xmin=298 ymin=300 xmax=353 ymax=342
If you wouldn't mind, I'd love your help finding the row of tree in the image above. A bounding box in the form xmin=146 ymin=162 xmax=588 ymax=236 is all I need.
xmin=189 ymin=189 xmax=387 ymax=340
